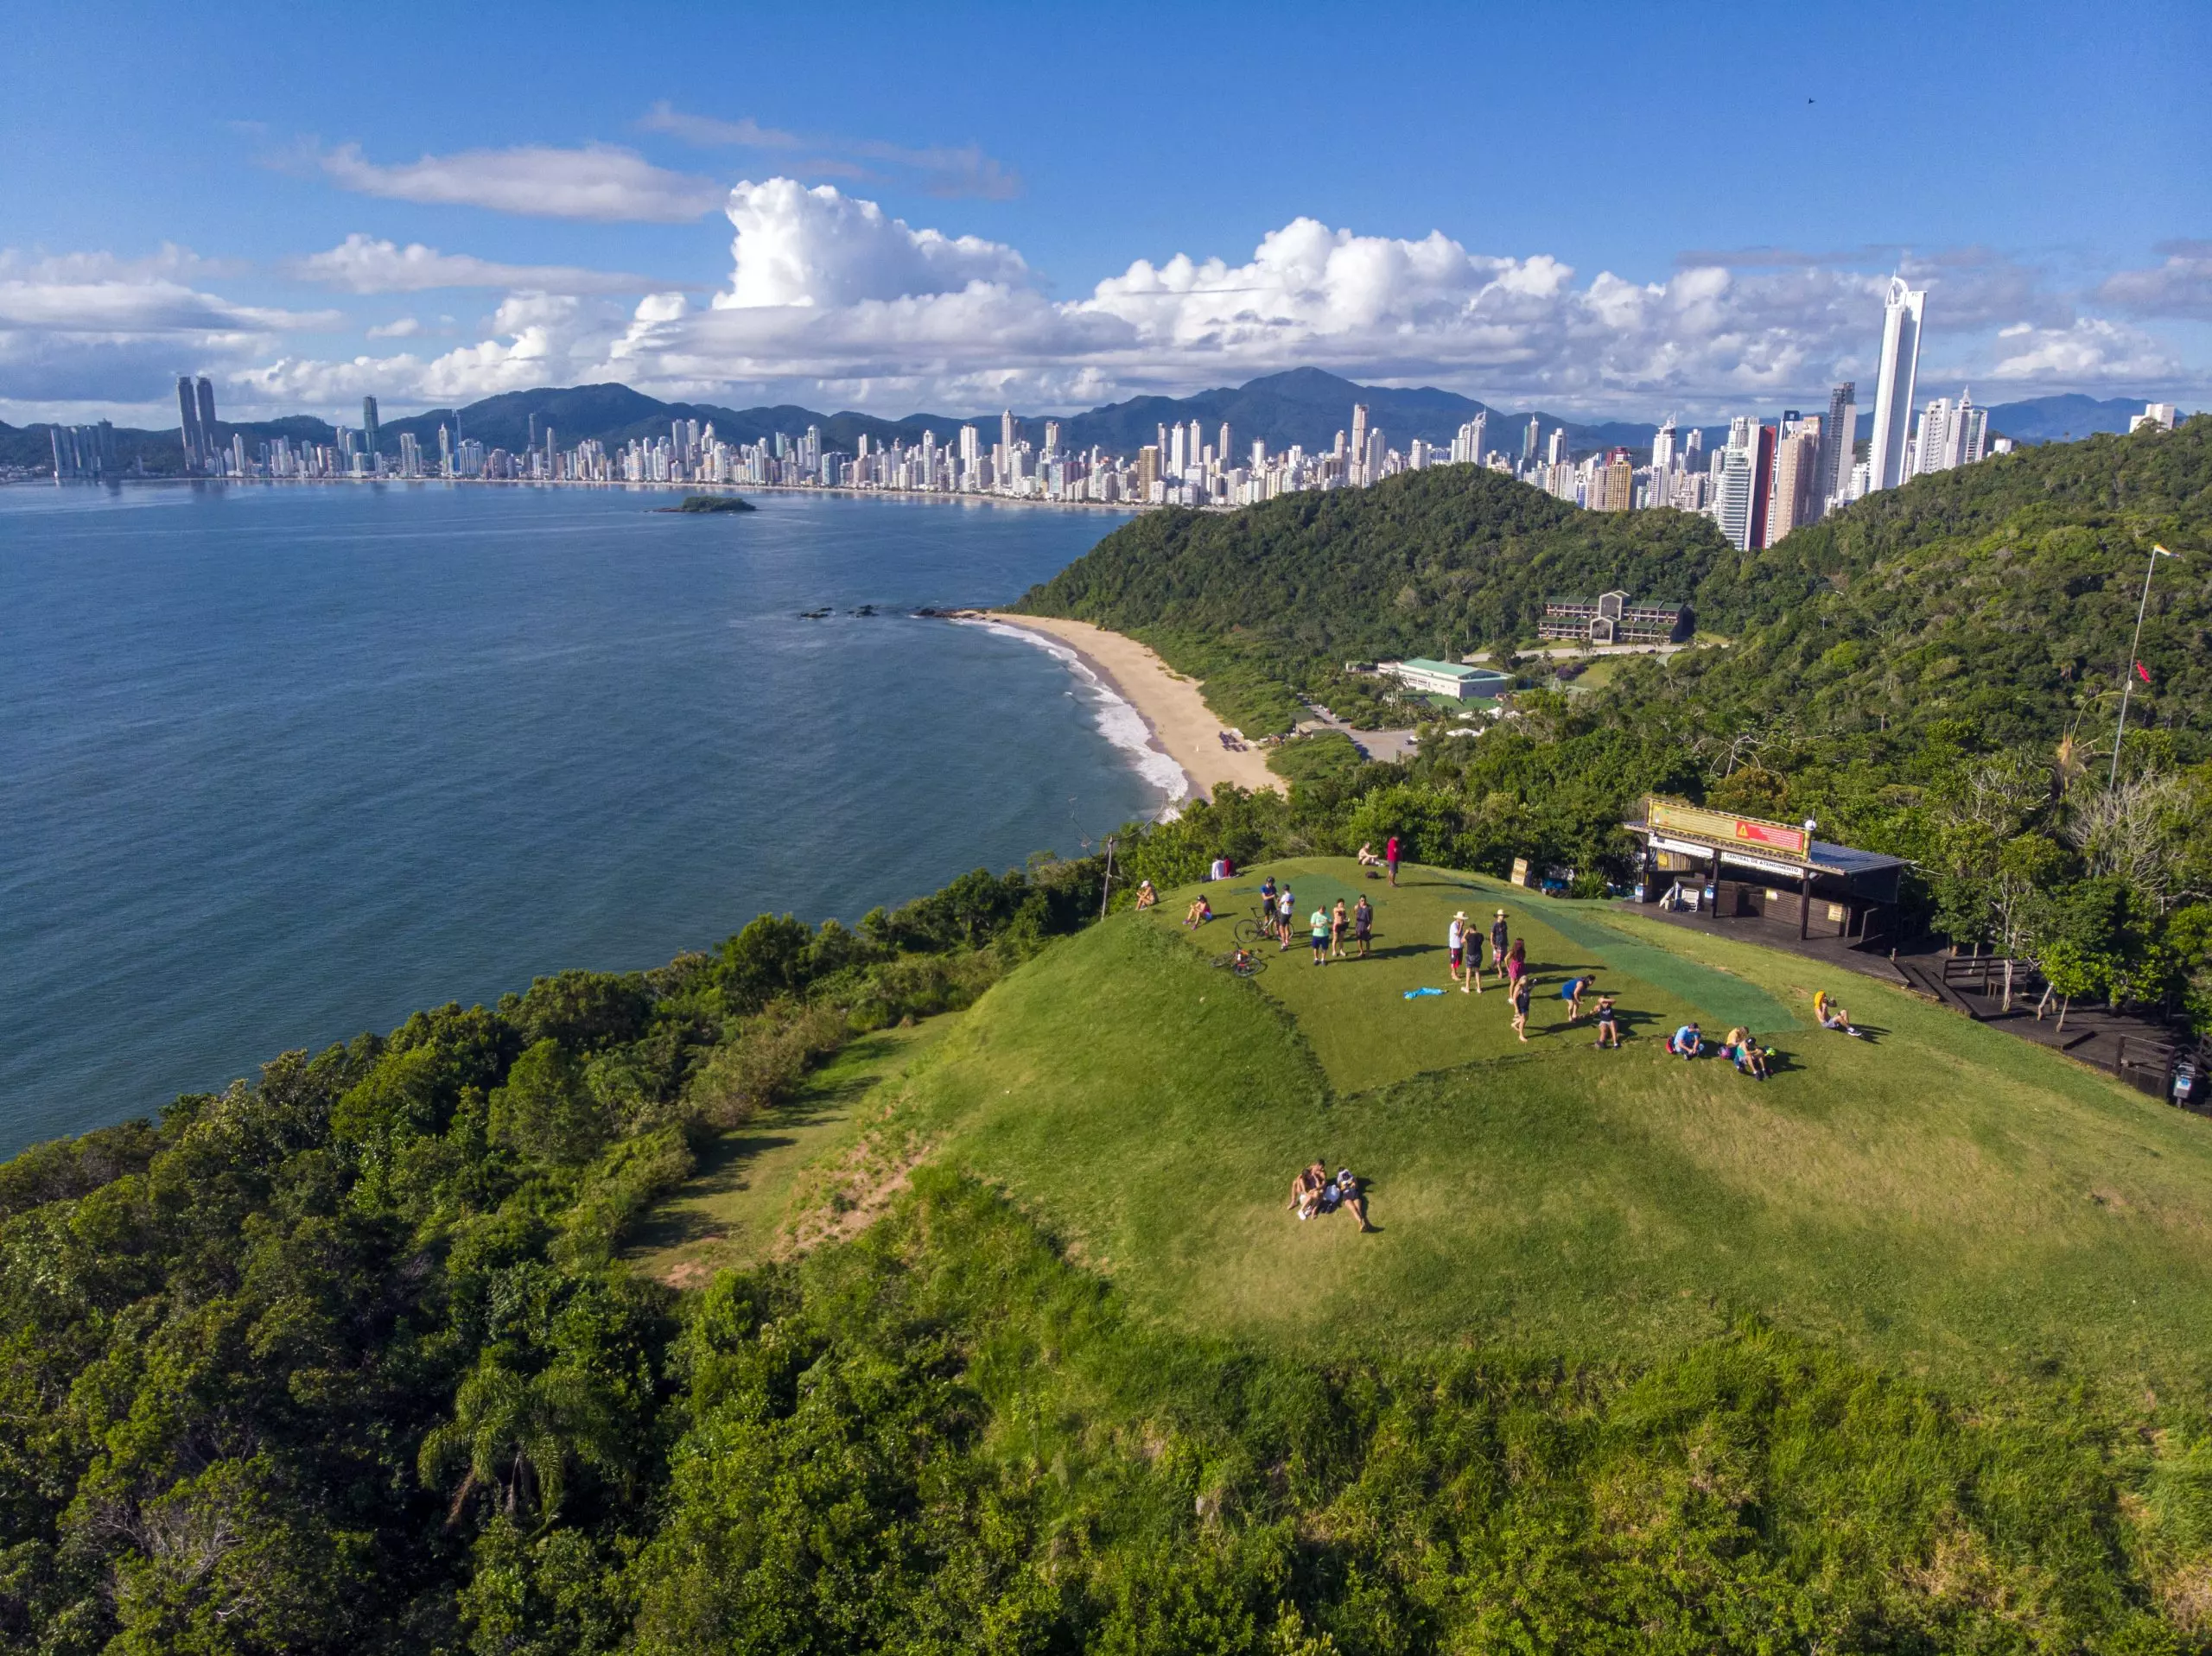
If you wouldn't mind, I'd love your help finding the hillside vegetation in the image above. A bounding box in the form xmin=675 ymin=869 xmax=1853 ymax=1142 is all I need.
xmin=13 ymin=851 xmax=2212 ymax=1652
xmin=6 ymin=428 xmax=2212 ymax=1651
xmin=1020 ymin=422 xmax=2212 ymax=1029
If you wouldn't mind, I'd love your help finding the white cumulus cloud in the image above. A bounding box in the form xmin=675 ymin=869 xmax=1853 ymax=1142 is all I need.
xmin=713 ymin=178 xmax=1032 ymax=308
xmin=285 ymin=234 xmax=669 ymax=295
xmin=315 ymin=142 xmax=724 ymax=222
xmin=2096 ymin=242 xmax=2212 ymax=322
xmin=1985 ymin=318 xmax=2182 ymax=384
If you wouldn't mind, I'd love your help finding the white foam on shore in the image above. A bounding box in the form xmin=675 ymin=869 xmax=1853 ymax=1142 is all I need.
xmin=960 ymin=619 xmax=1191 ymax=812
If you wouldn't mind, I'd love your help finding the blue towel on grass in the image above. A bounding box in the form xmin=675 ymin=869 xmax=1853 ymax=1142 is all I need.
xmin=1403 ymin=987 xmax=1445 ymax=999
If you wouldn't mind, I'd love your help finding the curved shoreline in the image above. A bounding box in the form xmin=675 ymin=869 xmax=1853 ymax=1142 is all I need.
xmin=967 ymin=612 xmax=1285 ymax=803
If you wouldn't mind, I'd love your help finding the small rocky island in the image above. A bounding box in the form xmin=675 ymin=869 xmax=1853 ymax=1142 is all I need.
xmin=655 ymin=494 xmax=756 ymax=513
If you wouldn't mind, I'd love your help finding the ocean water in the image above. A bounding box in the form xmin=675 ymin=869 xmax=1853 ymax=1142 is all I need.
xmin=0 ymin=482 xmax=1153 ymax=1152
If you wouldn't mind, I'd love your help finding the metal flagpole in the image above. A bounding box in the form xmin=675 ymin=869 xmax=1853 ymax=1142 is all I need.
xmin=2107 ymin=545 xmax=2173 ymax=790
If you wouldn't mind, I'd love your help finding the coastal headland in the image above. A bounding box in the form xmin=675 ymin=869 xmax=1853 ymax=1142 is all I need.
xmin=969 ymin=612 xmax=1284 ymax=800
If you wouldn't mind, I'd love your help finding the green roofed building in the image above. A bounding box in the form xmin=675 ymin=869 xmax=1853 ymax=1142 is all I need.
xmin=1382 ymin=658 xmax=1510 ymax=700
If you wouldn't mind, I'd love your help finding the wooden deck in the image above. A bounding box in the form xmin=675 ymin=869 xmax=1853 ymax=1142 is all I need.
xmin=1630 ymin=902 xmax=2203 ymax=1107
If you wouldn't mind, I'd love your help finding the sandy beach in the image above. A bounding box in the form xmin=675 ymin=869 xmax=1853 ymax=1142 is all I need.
xmin=977 ymin=613 xmax=1285 ymax=800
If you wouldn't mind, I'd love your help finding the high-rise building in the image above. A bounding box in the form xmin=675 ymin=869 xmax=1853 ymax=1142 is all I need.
xmin=1867 ymin=278 xmax=1925 ymax=493
xmin=1594 ymin=451 xmax=1634 ymax=511
xmin=1766 ymin=421 xmax=1822 ymax=546
xmin=176 ymin=375 xmax=204 ymax=473
xmin=1364 ymin=427 xmax=1385 ymax=485
xmin=1747 ymin=423 xmax=1777 ymax=550
xmin=1914 ymin=396 xmax=1954 ymax=477
xmin=1167 ymin=422 xmax=1185 ymax=474
xmin=1650 ymin=415 xmax=1677 ymax=473
xmin=2131 ymin=403 xmax=2179 ymax=433
xmin=1522 ymin=416 xmax=1541 ymax=470
xmin=1349 ymin=404 xmax=1369 ymax=482
xmin=1714 ymin=416 xmax=1759 ymax=551
xmin=1218 ymin=422 xmax=1232 ymax=466
xmin=1135 ymin=445 xmax=1160 ymax=502
xmin=1546 ymin=426 xmax=1567 ymax=467
xmin=1001 ymin=410 xmax=1017 ymax=457
xmin=1043 ymin=420 xmax=1060 ymax=460
xmin=1951 ymin=390 xmax=1986 ymax=467
xmin=362 ymin=397 xmax=380 ymax=474
xmin=1819 ymin=383 xmax=1856 ymax=513
xmin=195 ymin=377 xmax=219 ymax=467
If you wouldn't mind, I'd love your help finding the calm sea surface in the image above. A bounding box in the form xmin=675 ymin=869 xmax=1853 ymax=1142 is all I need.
xmin=0 ymin=482 xmax=1149 ymax=1152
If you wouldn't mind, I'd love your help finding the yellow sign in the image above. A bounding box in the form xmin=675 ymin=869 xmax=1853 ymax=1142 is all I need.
xmin=1510 ymin=857 xmax=1529 ymax=887
xmin=1646 ymin=799 xmax=1810 ymax=860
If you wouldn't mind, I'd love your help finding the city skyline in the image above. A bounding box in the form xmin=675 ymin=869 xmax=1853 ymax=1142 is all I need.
xmin=3 ymin=2 xmax=2206 ymax=428
xmin=90 ymin=278 xmax=2148 ymax=556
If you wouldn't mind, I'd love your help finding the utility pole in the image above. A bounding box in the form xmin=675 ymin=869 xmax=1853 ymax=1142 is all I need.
xmin=2107 ymin=545 xmax=2175 ymax=790
xmin=1098 ymin=834 xmax=1118 ymax=921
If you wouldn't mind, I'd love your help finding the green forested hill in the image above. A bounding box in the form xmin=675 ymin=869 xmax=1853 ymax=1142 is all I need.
xmin=1020 ymin=422 xmax=2212 ymax=1024
xmin=1668 ymin=418 xmax=2212 ymax=747
xmin=1016 ymin=465 xmax=1729 ymax=663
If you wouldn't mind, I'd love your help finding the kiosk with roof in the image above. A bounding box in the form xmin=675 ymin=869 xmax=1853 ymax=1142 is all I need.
xmin=1624 ymin=796 xmax=1908 ymax=946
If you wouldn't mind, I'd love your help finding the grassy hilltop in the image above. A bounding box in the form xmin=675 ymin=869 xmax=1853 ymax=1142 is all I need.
xmin=6 ymin=422 xmax=2212 ymax=1649
xmin=644 ymin=859 xmax=2212 ymax=1389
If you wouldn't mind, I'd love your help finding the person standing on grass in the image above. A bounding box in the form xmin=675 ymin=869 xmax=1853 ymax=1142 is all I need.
xmin=1503 ymin=937 xmax=1526 ymax=994
xmin=1385 ymin=834 xmax=1401 ymax=886
xmin=1353 ymin=894 xmax=1373 ymax=958
xmin=1489 ymin=910 xmax=1510 ymax=987
xmin=1276 ymin=885 xmax=1296 ymax=949
xmin=1446 ymin=910 xmax=1467 ymax=989
xmin=1510 ymin=972 xmax=1532 ymax=1042
xmin=1310 ymin=907 xmax=1331 ymax=965
xmin=1330 ymin=898 xmax=1349 ymax=960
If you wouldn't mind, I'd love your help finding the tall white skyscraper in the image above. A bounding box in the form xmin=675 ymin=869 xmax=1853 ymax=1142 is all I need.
xmin=1867 ymin=278 xmax=1926 ymax=493
xmin=1168 ymin=423 xmax=1185 ymax=474
xmin=1522 ymin=416 xmax=1541 ymax=469
xmin=1650 ymin=415 xmax=1676 ymax=473
xmin=1714 ymin=416 xmax=1759 ymax=551
xmin=1820 ymin=382 xmax=1856 ymax=512
xmin=1348 ymin=404 xmax=1369 ymax=482
xmin=1545 ymin=426 xmax=1567 ymax=466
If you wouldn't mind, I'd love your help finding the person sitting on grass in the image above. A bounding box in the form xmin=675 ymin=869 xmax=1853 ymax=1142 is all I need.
xmin=1323 ymin=1167 xmax=1376 ymax=1232
xmin=1356 ymin=841 xmax=1381 ymax=867
xmin=1733 ymin=1036 xmax=1773 ymax=1080
xmin=1134 ymin=879 xmax=1158 ymax=910
xmin=1184 ymin=895 xmax=1213 ymax=930
xmin=1592 ymin=993 xmax=1621 ymax=1048
xmin=1289 ymin=1160 xmax=1329 ymax=1221
xmin=1814 ymin=990 xmax=1868 ymax=1037
xmin=1560 ymin=974 xmax=1592 ymax=1022
xmin=1310 ymin=907 xmax=1331 ymax=965
xmin=1669 ymin=1021 xmax=1704 ymax=1059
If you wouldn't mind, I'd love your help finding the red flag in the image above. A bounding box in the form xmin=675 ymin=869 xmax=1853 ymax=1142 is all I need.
xmin=2134 ymin=661 xmax=2152 ymax=684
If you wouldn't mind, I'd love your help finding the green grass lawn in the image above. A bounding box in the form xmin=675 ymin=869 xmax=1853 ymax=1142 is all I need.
xmin=866 ymin=858 xmax=2212 ymax=1395
xmin=624 ymin=1018 xmax=949 ymax=1285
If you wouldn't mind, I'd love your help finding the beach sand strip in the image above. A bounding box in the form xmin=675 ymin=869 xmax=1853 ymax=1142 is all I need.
xmin=980 ymin=613 xmax=1284 ymax=800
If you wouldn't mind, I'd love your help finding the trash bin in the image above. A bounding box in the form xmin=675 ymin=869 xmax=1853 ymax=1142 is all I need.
xmin=2175 ymin=1056 xmax=2201 ymax=1108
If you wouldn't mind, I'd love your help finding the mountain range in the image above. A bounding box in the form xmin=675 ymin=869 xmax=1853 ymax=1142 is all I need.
xmin=0 ymin=370 xmax=2176 ymax=478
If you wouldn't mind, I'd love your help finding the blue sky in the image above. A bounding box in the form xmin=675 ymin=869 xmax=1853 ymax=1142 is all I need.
xmin=3 ymin=0 xmax=2206 ymax=423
